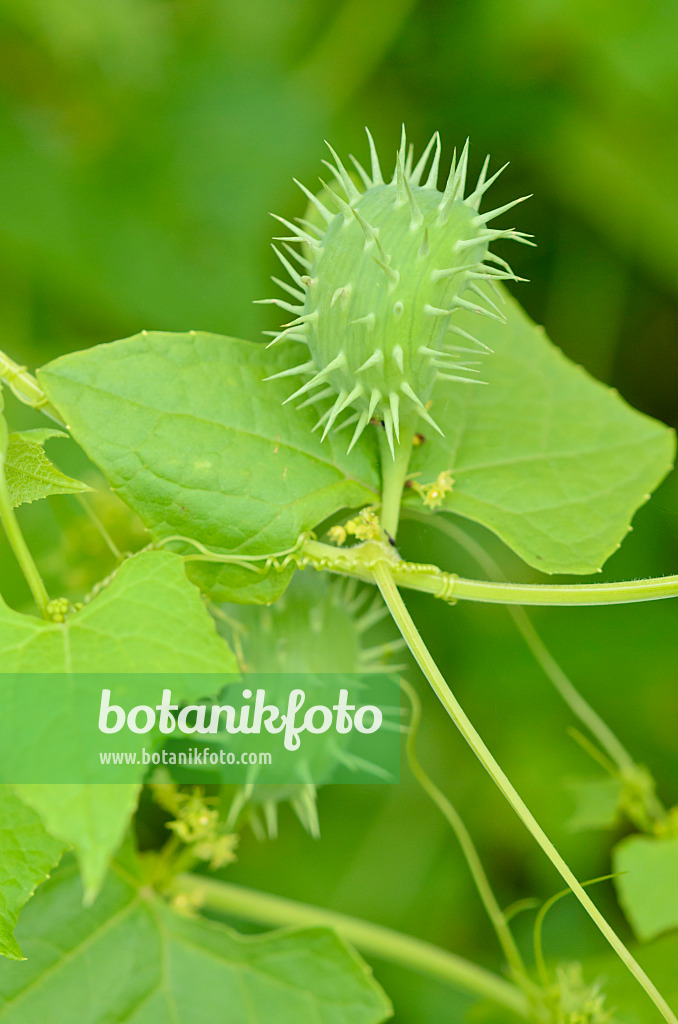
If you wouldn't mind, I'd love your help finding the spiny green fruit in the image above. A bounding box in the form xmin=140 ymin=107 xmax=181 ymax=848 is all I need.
xmin=217 ymin=572 xmax=405 ymax=839
xmin=262 ymin=126 xmax=531 ymax=455
xmin=230 ymin=571 xmax=403 ymax=675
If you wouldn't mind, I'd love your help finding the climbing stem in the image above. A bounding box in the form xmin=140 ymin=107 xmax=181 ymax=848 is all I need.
xmin=432 ymin=571 xmax=678 ymax=605
xmin=400 ymin=677 xmax=531 ymax=994
xmin=301 ymin=538 xmax=678 ymax=606
xmin=0 ymin=453 xmax=50 ymax=617
xmin=406 ymin=510 xmax=668 ymax=828
xmin=371 ymin=560 xmax=677 ymax=1024
xmin=0 ymin=350 xmax=64 ymax=425
xmin=169 ymin=874 xmax=530 ymax=1017
xmin=405 ymin=510 xmax=637 ymax=774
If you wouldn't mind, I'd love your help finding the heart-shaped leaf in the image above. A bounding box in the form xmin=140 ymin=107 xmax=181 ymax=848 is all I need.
xmin=39 ymin=332 xmax=380 ymax=602
xmin=613 ymin=832 xmax=678 ymax=942
xmin=0 ymin=861 xmax=392 ymax=1024
xmin=0 ymin=787 xmax=64 ymax=961
xmin=409 ymin=287 xmax=675 ymax=574
xmin=0 ymin=550 xmax=236 ymax=902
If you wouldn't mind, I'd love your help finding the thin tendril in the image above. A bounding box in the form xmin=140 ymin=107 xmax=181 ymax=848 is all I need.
xmin=75 ymin=494 xmax=122 ymax=560
xmin=533 ymin=876 xmax=617 ymax=989
xmin=400 ymin=676 xmax=531 ymax=991
xmin=154 ymin=532 xmax=314 ymax=574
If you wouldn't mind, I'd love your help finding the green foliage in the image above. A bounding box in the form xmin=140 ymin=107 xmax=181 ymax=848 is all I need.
xmin=0 ymin=787 xmax=64 ymax=961
xmin=410 ymin=288 xmax=675 ymax=574
xmin=4 ymin=430 xmax=90 ymax=507
xmin=0 ymin=549 xmax=235 ymax=672
xmin=0 ymin=861 xmax=391 ymax=1024
xmin=0 ymin=550 xmax=236 ymax=902
xmin=37 ymin=311 xmax=674 ymax=588
xmin=38 ymin=332 xmax=380 ymax=602
xmin=0 ymin=13 xmax=677 ymax=1014
xmin=613 ymin=833 xmax=678 ymax=942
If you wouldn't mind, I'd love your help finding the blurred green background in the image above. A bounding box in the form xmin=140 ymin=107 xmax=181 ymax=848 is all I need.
xmin=1 ymin=1 xmax=677 ymax=1019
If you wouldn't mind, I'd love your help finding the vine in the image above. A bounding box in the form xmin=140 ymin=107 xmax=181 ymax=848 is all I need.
xmin=0 ymin=125 xmax=676 ymax=1024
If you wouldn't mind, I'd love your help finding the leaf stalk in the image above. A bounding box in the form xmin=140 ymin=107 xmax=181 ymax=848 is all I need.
xmin=169 ymin=874 xmax=530 ymax=1017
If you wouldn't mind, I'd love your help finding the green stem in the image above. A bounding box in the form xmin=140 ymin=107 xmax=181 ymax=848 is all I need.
xmin=405 ymin=510 xmax=636 ymax=773
xmin=371 ymin=561 xmax=677 ymax=1024
xmin=169 ymin=874 xmax=530 ymax=1018
xmin=406 ymin=511 xmax=668 ymax=829
xmin=0 ymin=458 xmax=50 ymax=617
xmin=400 ymin=677 xmax=531 ymax=994
xmin=379 ymin=415 xmax=417 ymax=540
xmin=301 ymin=538 xmax=678 ymax=607
xmin=435 ymin=572 xmax=678 ymax=605
xmin=0 ymin=468 xmax=50 ymax=614
xmin=0 ymin=350 xmax=64 ymax=425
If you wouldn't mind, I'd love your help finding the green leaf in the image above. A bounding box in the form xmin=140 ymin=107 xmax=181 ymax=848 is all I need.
xmin=195 ymin=559 xmax=297 ymax=607
xmin=0 ymin=548 xmax=236 ymax=672
xmin=0 ymin=549 xmax=237 ymax=901
xmin=0 ymin=787 xmax=64 ymax=961
xmin=37 ymin=332 xmax=380 ymax=602
xmin=3 ymin=429 xmax=90 ymax=508
xmin=410 ymin=287 xmax=675 ymax=574
xmin=613 ymin=832 xmax=678 ymax=941
xmin=37 ymin=312 xmax=673 ymax=579
xmin=0 ymin=861 xmax=392 ymax=1024
xmin=565 ymin=777 xmax=624 ymax=832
